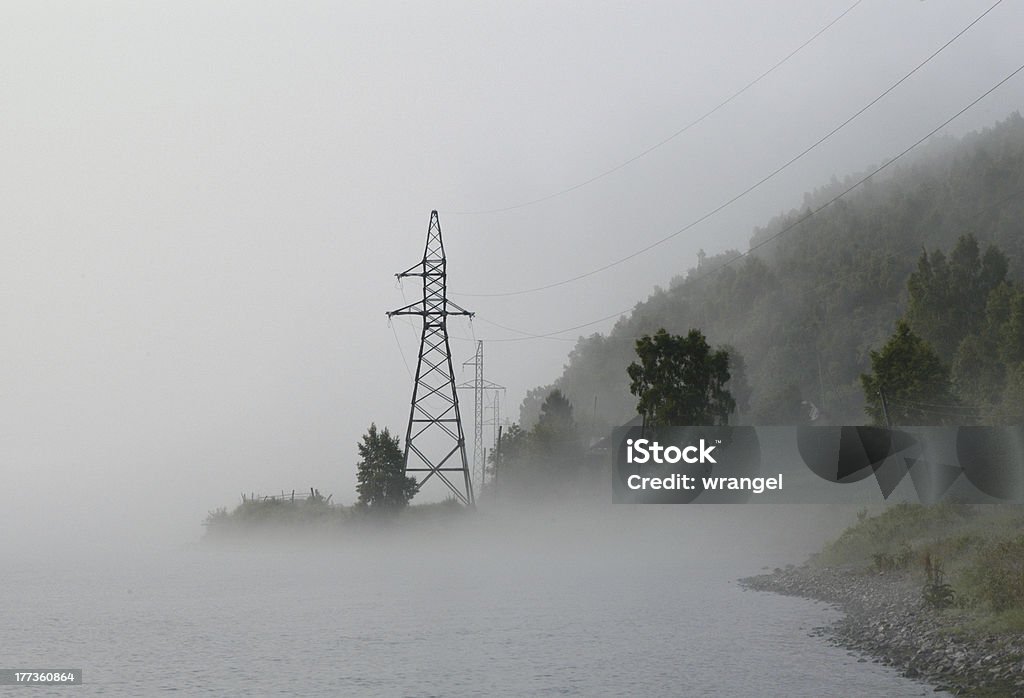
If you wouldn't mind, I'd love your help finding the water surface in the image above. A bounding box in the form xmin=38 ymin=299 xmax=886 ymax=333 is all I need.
xmin=1 ymin=507 xmax=944 ymax=696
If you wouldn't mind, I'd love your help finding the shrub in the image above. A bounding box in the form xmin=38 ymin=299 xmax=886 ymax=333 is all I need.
xmin=962 ymin=536 xmax=1024 ymax=612
xmin=922 ymin=554 xmax=956 ymax=609
xmin=818 ymin=501 xmax=974 ymax=568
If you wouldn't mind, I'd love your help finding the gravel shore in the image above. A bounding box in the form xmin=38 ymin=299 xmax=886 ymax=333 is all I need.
xmin=741 ymin=565 xmax=1024 ymax=696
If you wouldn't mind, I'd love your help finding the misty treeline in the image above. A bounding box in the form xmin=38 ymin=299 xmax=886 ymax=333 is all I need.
xmin=484 ymin=389 xmax=596 ymax=500
xmin=861 ymin=233 xmax=1024 ymax=426
xmin=519 ymin=112 xmax=1024 ymax=435
xmin=487 ymin=329 xmax=733 ymax=500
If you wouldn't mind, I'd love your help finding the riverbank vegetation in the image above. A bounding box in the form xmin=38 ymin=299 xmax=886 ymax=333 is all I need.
xmin=814 ymin=502 xmax=1024 ymax=633
xmin=744 ymin=503 xmax=1024 ymax=694
xmin=202 ymin=492 xmax=467 ymax=539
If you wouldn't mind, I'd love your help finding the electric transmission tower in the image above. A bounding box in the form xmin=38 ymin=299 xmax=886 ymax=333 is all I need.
xmin=458 ymin=340 xmax=504 ymax=491
xmin=387 ymin=211 xmax=475 ymax=506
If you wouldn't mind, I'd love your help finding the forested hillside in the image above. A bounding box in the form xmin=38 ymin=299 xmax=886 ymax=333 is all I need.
xmin=523 ymin=112 xmax=1024 ymax=432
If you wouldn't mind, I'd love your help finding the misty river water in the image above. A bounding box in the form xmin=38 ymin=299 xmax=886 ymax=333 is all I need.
xmin=2 ymin=507 xmax=945 ymax=696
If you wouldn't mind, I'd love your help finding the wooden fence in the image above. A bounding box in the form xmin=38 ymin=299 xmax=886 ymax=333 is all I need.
xmin=241 ymin=487 xmax=333 ymax=504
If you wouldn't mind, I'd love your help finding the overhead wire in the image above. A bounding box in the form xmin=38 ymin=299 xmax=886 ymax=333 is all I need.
xmin=885 ymin=400 xmax=997 ymax=420
xmin=461 ymin=184 xmax=1024 ymax=344
xmin=888 ymin=399 xmax=982 ymax=412
xmin=452 ymin=0 xmax=1005 ymax=300
xmin=444 ymin=0 xmax=866 ymax=216
xmin=896 ymin=397 xmax=984 ymax=409
xmin=467 ymin=61 xmax=1024 ymax=342
xmin=389 ymin=320 xmax=414 ymax=379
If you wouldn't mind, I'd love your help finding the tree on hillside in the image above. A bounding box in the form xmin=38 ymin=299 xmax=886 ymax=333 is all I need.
xmin=951 ymin=333 xmax=1004 ymax=408
xmin=992 ymin=362 xmax=1024 ymax=424
xmin=534 ymin=390 xmax=577 ymax=446
xmin=719 ymin=343 xmax=752 ymax=419
xmin=950 ymin=280 xmax=1024 ymax=416
xmin=533 ymin=389 xmax=583 ymax=472
xmin=355 ymin=423 xmax=419 ymax=510
xmin=750 ymin=380 xmax=806 ymax=424
xmin=486 ymin=423 xmax=530 ymax=491
xmin=860 ymin=322 xmax=961 ymax=426
xmin=989 ymin=282 xmax=1024 ymax=367
xmin=906 ymin=234 xmax=1008 ymax=361
xmin=516 ymin=115 xmax=1024 ymax=429
xmin=486 ymin=391 xmax=586 ymax=498
xmin=518 ymin=384 xmax=556 ymax=430
xmin=627 ymin=328 xmax=735 ymax=426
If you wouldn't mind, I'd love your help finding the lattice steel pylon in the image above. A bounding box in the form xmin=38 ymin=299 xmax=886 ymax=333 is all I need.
xmin=457 ymin=340 xmax=504 ymax=491
xmin=387 ymin=211 xmax=475 ymax=506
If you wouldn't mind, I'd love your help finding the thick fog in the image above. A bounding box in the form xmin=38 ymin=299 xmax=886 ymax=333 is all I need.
xmin=2 ymin=1 xmax=1022 ymax=550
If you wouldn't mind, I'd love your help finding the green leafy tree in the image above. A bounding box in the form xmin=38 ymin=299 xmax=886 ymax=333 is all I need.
xmin=906 ymin=235 xmax=1008 ymax=361
xmin=518 ymin=384 xmax=556 ymax=431
xmin=532 ymin=389 xmax=583 ymax=484
xmin=860 ymin=322 xmax=961 ymax=425
xmin=534 ymin=390 xmax=579 ymax=452
xmin=984 ymin=283 xmax=1024 ymax=366
xmin=992 ymin=362 xmax=1024 ymax=424
xmin=488 ymin=423 xmax=528 ymax=474
xmin=355 ymin=423 xmax=419 ymax=509
xmin=950 ymin=280 xmax=1024 ymax=418
xmin=720 ymin=344 xmax=752 ymax=419
xmin=951 ymin=333 xmax=1004 ymax=408
xmin=494 ymin=391 xmax=586 ymax=496
xmin=627 ymin=328 xmax=735 ymax=426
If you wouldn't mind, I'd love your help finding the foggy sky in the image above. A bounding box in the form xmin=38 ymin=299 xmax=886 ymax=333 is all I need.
xmin=2 ymin=0 xmax=1022 ymax=547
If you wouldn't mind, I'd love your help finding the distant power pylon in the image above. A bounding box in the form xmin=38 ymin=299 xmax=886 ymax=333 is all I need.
xmin=387 ymin=211 xmax=475 ymax=506
xmin=458 ymin=340 xmax=504 ymax=491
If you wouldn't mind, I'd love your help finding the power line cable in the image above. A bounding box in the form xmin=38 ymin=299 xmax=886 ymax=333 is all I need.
xmin=473 ymin=184 xmax=1024 ymax=343
xmin=389 ymin=320 xmax=414 ymax=379
xmin=889 ymin=398 xmax=983 ymax=411
xmin=454 ymin=0 xmax=1005 ymax=299
xmin=885 ymin=401 xmax=996 ymax=420
xmin=475 ymin=182 xmax=1024 ymax=343
xmin=444 ymin=0 xmax=865 ymax=216
xmin=468 ymin=61 xmax=1024 ymax=342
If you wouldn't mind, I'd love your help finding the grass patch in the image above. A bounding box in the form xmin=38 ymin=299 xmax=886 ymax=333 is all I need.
xmin=959 ymin=536 xmax=1024 ymax=613
xmin=812 ymin=500 xmax=974 ymax=569
xmin=812 ymin=501 xmax=1024 ymax=630
xmin=202 ymin=492 xmax=469 ymax=539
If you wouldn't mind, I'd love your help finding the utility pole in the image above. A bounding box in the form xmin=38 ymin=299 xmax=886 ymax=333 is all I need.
xmin=457 ymin=340 xmax=504 ymax=492
xmin=878 ymin=386 xmax=893 ymax=429
xmin=387 ymin=211 xmax=475 ymax=506
xmin=490 ymin=392 xmax=501 ymax=457
xmin=494 ymin=424 xmax=502 ymax=502
xmin=485 ymin=392 xmax=502 ymax=488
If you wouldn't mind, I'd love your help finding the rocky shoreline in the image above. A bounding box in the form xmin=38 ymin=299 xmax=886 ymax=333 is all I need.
xmin=741 ymin=565 xmax=1024 ymax=696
